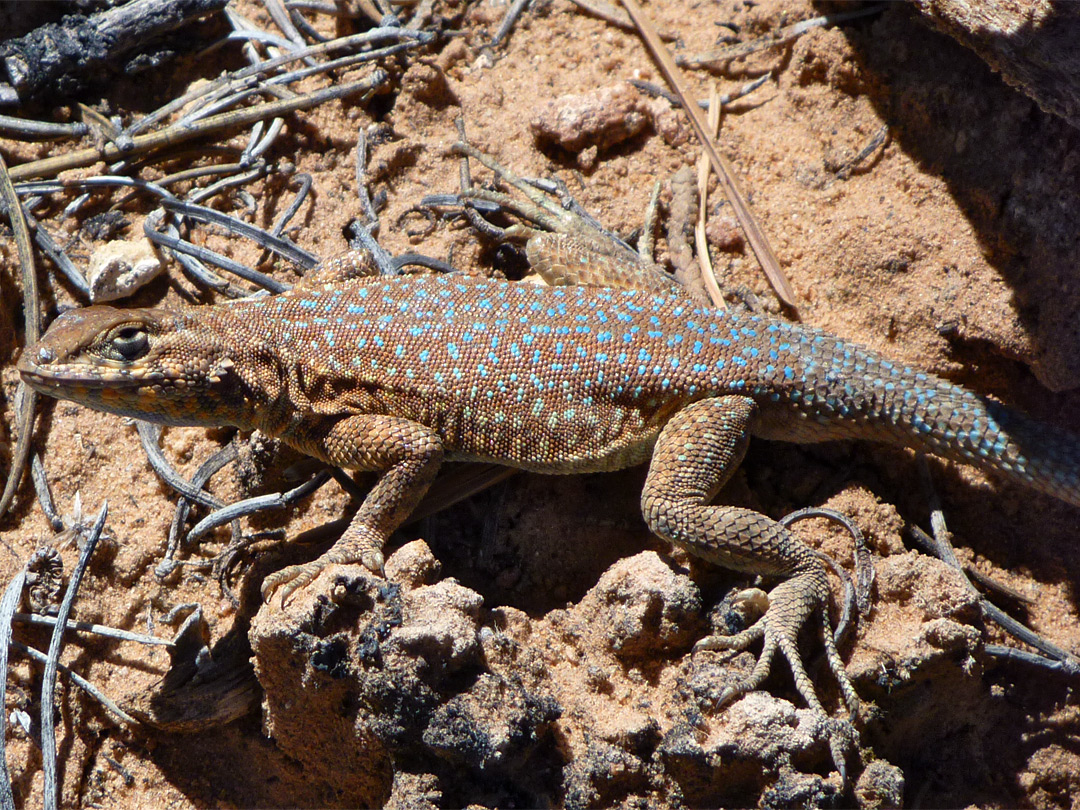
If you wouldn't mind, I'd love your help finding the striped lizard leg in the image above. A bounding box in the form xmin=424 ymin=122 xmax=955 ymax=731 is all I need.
xmin=261 ymin=414 xmax=444 ymax=605
xmin=290 ymin=249 xmax=380 ymax=292
xmin=641 ymin=396 xmax=859 ymax=773
xmin=519 ymin=230 xmax=684 ymax=295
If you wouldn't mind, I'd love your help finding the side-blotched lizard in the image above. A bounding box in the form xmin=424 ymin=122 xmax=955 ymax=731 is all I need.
xmin=18 ymin=246 xmax=1080 ymax=772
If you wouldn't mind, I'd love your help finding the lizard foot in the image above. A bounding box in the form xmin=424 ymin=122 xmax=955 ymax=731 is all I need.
xmin=694 ymin=573 xmax=860 ymax=778
xmin=261 ymin=545 xmax=386 ymax=606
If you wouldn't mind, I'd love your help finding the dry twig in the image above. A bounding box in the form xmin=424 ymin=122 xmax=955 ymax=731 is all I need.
xmin=9 ymin=70 xmax=388 ymax=182
xmin=0 ymin=154 xmax=38 ymax=520
xmin=41 ymin=502 xmax=109 ymax=810
xmin=618 ymin=0 xmax=798 ymax=311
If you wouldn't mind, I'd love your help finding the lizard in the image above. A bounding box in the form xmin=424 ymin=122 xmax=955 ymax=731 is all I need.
xmin=17 ymin=244 xmax=1080 ymax=774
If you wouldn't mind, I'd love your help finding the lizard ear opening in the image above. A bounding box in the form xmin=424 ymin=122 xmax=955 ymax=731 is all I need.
xmin=104 ymin=325 xmax=150 ymax=361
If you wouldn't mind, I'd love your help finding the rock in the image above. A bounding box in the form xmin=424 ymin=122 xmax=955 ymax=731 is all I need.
xmin=912 ymin=0 xmax=1080 ymax=130
xmin=657 ymin=694 xmax=841 ymax=805
xmin=855 ymin=759 xmax=905 ymax=810
xmin=574 ymin=551 xmax=703 ymax=660
xmin=249 ymin=543 xmax=561 ymax=806
xmin=86 ymin=238 xmax=161 ymax=301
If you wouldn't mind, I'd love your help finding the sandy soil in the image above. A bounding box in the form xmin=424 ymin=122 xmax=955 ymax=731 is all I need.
xmin=2 ymin=0 xmax=1080 ymax=807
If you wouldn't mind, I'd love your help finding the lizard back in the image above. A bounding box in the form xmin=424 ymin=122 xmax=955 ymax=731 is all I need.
xmin=217 ymin=274 xmax=1080 ymax=503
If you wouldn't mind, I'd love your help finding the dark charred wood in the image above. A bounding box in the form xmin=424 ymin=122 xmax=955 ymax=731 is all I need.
xmin=0 ymin=0 xmax=229 ymax=105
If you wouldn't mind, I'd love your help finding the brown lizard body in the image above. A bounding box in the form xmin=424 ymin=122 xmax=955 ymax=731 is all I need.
xmin=18 ymin=248 xmax=1080 ymax=773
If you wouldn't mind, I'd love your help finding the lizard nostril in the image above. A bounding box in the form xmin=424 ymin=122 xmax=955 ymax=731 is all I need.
xmin=37 ymin=347 xmax=56 ymax=363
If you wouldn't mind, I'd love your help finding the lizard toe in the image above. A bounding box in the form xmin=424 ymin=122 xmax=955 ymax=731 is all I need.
xmin=360 ymin=548 xmax=386 ymax=577
xmin=261 ymin=562 xmax=321 ymax=606
xmin=260 ymin=536 xmax=389 ymax=606
xmin=826 ymin=717 xmax=858 ymax=784
xmin=696 ymin=593 xmax=857 ymax=781
xmin=695 ymin=575 xmax=854 ymax=716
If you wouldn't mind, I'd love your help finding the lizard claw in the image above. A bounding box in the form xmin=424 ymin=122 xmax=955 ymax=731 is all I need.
xmin=361 ymin=548 xmax=386 ymax=578
xmin=261 ymin=543 xmax=388 ymax=606
xmin=693 ymin=573 xmax=861 ymax=779
xmin=261 ymin=562 xmax=322 ymax=606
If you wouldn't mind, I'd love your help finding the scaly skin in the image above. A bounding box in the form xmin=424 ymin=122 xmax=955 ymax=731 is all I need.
xmin=18 ymin=249 xmax=1080 ymax=774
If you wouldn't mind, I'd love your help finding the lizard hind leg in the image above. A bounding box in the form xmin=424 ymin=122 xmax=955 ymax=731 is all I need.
xmin=640 ymin=395 xmax=859 ymax=775
xmin=288 ymin=249 xmax=382 ymax=294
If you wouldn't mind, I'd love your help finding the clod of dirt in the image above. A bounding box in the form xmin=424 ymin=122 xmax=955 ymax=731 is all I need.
xmin=530 ymin=81 xmax=651 ymax=154
xmin=572 ymin=551 xmax=703 ymax=659
xmin=384 ymin=538 xmax=442 ymax=588
xmin=649 ymin=96 xmax=691 ymax=146
xmin=710 ymin=692 xmax=835 ymax=767
xmin=656 ymin=705 xmax=840 ymax=806
xmin=401 ymin=60 xmax=458 ymax=108
xmin=249 ymin=542 xmax=563 ymax=806
xmin=854 ymin=759 xmax=905 ymax=810
xmin=705 ymin=212 xmax=744 ymax=252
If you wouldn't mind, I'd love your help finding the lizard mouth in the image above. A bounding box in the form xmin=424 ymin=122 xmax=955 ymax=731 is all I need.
xmin=17 ymin=360 xmax=158 ymax=392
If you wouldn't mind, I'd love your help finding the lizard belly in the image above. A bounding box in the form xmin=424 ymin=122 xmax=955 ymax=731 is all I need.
xmin=416 ymin=392 xmax=662 ymax=473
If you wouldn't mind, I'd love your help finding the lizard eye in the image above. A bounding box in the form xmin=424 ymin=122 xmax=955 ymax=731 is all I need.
xmin=108 ymin=326 xmax=150 ymax=361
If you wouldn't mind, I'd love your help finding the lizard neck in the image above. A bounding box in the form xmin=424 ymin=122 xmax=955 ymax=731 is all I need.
xmin=191 ymin=304 xmax=290 ymax=434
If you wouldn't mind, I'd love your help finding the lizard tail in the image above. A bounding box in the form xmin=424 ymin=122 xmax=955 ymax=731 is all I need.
xmin=908 ymin=390 xmax=1080 ymax=508
xmin=840 ymin=358 xmax=1080 ymax=508
xmin=763 ymin=326 xmax=1080 ymax=508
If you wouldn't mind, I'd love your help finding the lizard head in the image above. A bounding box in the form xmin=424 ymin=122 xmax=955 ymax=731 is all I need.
xmin=18 ymin=305 xmax=240 ymax=426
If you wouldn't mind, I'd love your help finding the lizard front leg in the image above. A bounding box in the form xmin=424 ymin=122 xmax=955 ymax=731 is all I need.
xmin=261 ymin=414 xmax=444 ymax=605
xmin=640 ymin=396 xmax=859 ymax=774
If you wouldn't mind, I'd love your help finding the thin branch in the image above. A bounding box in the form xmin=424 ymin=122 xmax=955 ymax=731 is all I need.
xmin=567 ymin=0 xmax=676 ymax=40
xmin=0 ymin=568 xmax=28 ymax=810
xmin=136 ymin=423 xmax=227 ymax=511
xmin=0 ymin=153 xmax=39 ymax=519
xmin=41 ymin=502 xmax=108 ymax=810
xmin=694 ymin=83 xmax=726 ymax=308
xmin=618 ymin=0 xmax=798 ymax=311
xmin=185 ymin=472 xmax=333 ymax=544
xmin=677 ymin=5 xmax=886 ymax=69
xmin=13 ymin=642 xmax=139 ymax=728
xmin=0 ymin=115 xmax=88 ymax=140
xmin=12 ymin=614 xmax=173 ymax=648
xmin=9 ymin=71 xmax=389 ymax=182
